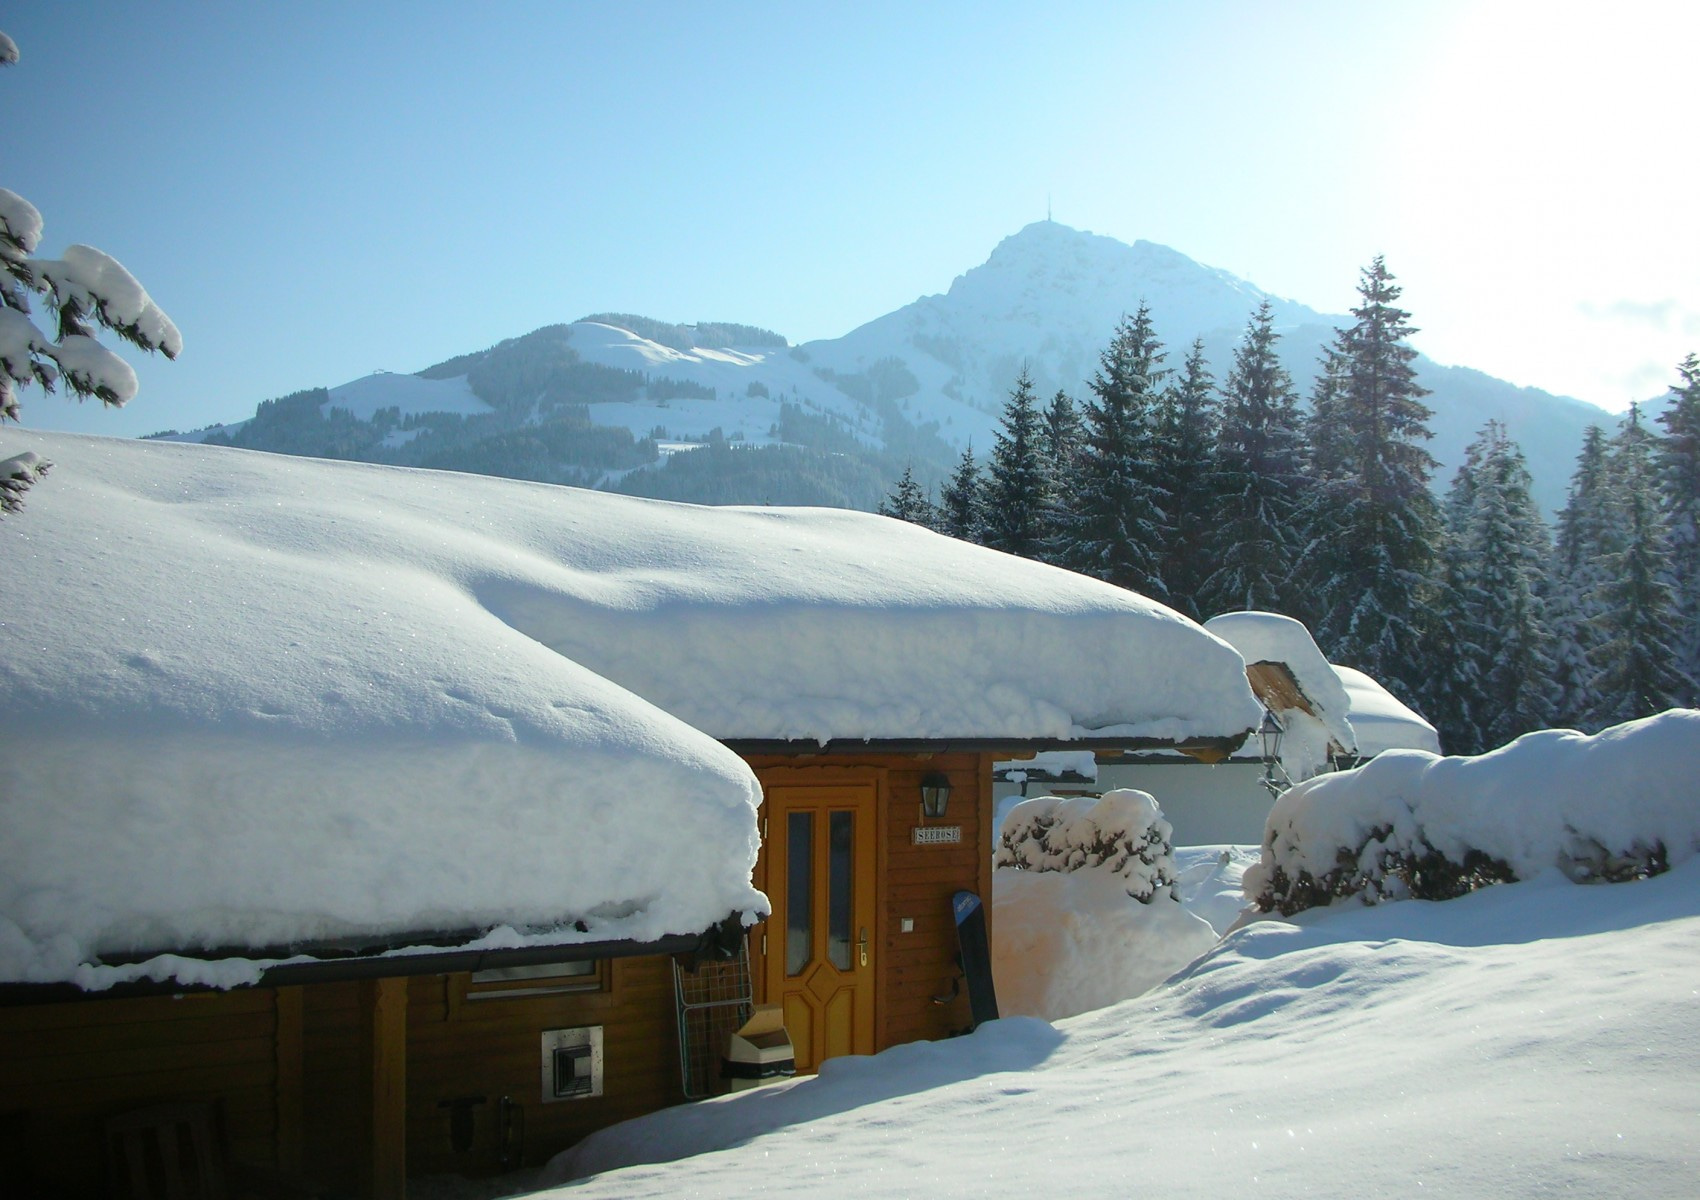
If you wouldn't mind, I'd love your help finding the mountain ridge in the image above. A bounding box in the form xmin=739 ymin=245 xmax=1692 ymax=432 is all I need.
xmin=170 ymin=222 xmax=1614 ymax=513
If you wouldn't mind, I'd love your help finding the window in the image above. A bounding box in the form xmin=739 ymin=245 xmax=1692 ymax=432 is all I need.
xmin=464 ymin=959 xmax=606 ymax=1000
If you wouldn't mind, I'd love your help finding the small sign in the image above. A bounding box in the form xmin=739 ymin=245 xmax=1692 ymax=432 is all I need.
xmin=912 ymin=825 xmax=962 ymax=845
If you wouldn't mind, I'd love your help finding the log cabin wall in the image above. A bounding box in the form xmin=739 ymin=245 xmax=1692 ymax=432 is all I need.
xmin=745 ymin=750 xmax=994 ymax=1050
xmin=398 ymin=957 xmax=684 ymax=1180
xmin=0 ymin=988 xmax=284 ymax=1200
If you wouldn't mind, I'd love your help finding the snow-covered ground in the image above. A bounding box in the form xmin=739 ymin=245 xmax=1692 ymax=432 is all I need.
xmin=534 ymin=851 xmax=1698 ymax=1198
xmin=527 ymin=716 xmax=1698 ymax=1198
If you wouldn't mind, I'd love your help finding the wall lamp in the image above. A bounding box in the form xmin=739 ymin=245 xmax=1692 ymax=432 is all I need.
xmin=920 ymin=772 xmax=952 ymax=819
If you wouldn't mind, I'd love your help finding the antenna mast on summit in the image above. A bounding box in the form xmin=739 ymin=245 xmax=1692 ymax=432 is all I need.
xmin=1047 ymin=194 xmax=1052 ymax=222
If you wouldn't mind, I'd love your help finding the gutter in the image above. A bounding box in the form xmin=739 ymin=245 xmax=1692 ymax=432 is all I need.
xmin=0 ymin=913 xmax=752 ymax=1007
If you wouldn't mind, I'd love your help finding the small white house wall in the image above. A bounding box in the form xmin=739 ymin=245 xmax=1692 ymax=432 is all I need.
xmin=993 ymin=759 xmax=1276 ymax=848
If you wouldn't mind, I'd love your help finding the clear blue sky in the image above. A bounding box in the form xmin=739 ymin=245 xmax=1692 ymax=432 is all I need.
xmin=5 ymin=1 xmax=1695 ymax=437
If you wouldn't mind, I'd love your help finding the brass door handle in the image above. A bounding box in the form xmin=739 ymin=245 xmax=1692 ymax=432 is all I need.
xmin=857 ymin=927 xmax=869 ymax=968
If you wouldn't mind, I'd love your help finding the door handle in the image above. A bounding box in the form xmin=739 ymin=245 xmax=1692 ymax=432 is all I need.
xmin=857 ymin=927 xmax=869 ymax=968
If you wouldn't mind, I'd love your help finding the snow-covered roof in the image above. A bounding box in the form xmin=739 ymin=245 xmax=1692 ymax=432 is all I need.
xmin=1203 ymin=612 xmax=1357 ymax=757
xmin=1331 ymin=664 xmax=1442 ymax=756
xmin=0 ymin=432 xmax=1259 ymax=986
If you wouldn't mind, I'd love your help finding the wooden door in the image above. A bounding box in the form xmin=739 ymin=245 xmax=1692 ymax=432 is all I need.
xmin=760 ymin=783 xmax=879 ymax=1073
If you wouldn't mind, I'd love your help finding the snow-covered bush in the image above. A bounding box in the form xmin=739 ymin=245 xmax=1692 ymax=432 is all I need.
xmin=1246 ymin=709 xmax=1700 ymax=915
xmin=1 ymin=31 xmax=180 ymax=511
xmin=993 ymin=790 xmax=1216 ymax=1020
xmin=996 ymin=789 xmax=1180 ymax=902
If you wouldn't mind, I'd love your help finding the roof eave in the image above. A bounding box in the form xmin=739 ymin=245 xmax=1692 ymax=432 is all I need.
xmin=0 ymin=913 xmax=753 ymax=1007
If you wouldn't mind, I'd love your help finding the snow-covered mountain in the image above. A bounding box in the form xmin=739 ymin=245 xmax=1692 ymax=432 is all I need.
xmin=177 ymin=223 xmax=1615 ymax=512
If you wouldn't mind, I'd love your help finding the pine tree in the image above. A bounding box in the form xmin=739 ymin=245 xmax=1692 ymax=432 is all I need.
xmin=983 ymin=368 xmax=1050 ymax=558
xmin=938 ymin=444 xmax=985 ymax=543
xmin=1655 ymin=353 xmax=1700 ymax=704
xmin=878 ymin=463 xmax=935 ymax=526
xmin=1303 ymin=258 xmax=1439 ymax=703
xmin=1057 ymin=304 xmax=1170 ymax=596
xmin=1 ymin=32 xmax=181 ymax=513
xmin=1155 ymin=339 xmax=1218 ymax=619
xmin=1548 ymin=426 xmax=1616 ymax=727
xmin=1435 ymin=422 xmax=1556 ymax=753
xmin=1200 ymin=304 xmax=1307 ymax=620
xmin=1591 ymin=405 xmax=1690 ymax=723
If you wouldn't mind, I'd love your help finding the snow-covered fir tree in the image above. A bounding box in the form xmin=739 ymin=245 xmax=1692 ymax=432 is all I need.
xmin=1057 ymin=304 xmax=1170 ymax=596
xmin=1548 ymin=425 xmax=1615 ymax=727
xmin=1154 ymin=339 xmax=1218 ymax=620
xmin=937 ymin=443 xmax=985 ymax=543
xmin=1040 ymin=388 xmax=1084 ymax=476
xmin=1302 ymin=258 xmax=1438 ymax=703
xmin=1590 ymin=405 xmax=1691 ymax=723
xmin=1655 ymin=353 xmax=1700 ymax=705
xmin=1200 ymin=303 xmax=1307 ymax=620
xmin=1036 ymin=388 xmax=1084 ymax=567
xmin=878 ymin=463 xmax=935 ymax=526
xmin=1 ymin=32 xmax=181 ymax=513
xmin=983 ymin=368 xmax=1051 ymax=558
xmin=1431 ymin=422 xmax=1556 ymax=753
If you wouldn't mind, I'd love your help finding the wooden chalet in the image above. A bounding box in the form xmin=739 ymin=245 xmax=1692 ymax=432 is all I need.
xmin=0 ymin=729 xmax=1245 ymax=1200
xmin=0 ymin=432 xmax=1261 ymax=1198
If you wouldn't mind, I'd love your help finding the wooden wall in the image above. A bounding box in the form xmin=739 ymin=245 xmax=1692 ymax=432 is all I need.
xmin=0 ymin=988 xmax=283 ymax=1199
xmin=0 ymin=748 xmax=996 ymax=1196
xmin=398 ymin=957 xmax=685 ymax=1180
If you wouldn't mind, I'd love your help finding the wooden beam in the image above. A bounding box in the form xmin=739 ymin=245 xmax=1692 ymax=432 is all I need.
xmin=362 ymin=977 xmax=408 ymax=1200
xmin=274 ymin=986 xmax=304 ymax=1175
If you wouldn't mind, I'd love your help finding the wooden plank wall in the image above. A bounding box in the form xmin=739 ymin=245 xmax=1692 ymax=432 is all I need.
xmin=400 ymin=957 xmax=685 ymax=1180
xmin=0 ymin=989 xmax=280 ymax=1199
xmin=875 ymin=752 xmax=988 ymax=1047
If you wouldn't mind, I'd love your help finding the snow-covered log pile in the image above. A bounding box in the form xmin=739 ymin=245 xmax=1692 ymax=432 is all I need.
xmin=992 ymin=791 xmax=1215 ymax=1019
xmin=996 ymin=790 xmax=1180 ymax=902
xmin=1245 ymin=710 xmax=1700 ymax=915
xmin=1203 ymin=611 xmax=1358 ymax=781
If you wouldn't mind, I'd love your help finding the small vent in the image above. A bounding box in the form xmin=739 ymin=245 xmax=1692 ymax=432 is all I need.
xmin=540 ymin=1027 xmax=604 ymax=1102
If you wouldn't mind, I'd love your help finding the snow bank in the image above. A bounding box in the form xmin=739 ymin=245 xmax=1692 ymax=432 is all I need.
xmin=992 ymin=791 xmax=1217 ymax=1019
xmin=1 ymin=432 xmax=1258 ymax=985
xmin=1245 ymin=710 xmax=1700 ymax=914
xmin=1332 ymin=662 xmax=1441 ymax=756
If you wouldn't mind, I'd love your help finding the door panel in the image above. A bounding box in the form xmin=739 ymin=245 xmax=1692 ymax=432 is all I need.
xmin=762 ymin=783 xmax=878 ymax=1073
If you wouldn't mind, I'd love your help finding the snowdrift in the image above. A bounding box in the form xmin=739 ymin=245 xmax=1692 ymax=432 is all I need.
xmin=992 ymin=791 xmax=1217 ymax=1019
xmin=1247 ymin=710 xmax=1700 ymax=914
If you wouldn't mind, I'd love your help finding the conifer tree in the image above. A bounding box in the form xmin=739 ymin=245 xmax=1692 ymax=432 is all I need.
xmin=983 ymin=368 xmax=1050 ymax=558
xmin=1302 ymin=258 xmax=1439 ymax=703
xmin=1200 ymin=304 xmax=1307 ymax=619
xmin=1435 ymin=422 xmax=1556 ymax=752
xmin=1057 ymin=304 xmax=1169 ymax=596
xmin=878 ymin=463 xmax=935 ymax=526
xmin=1655 ymin=353 xmax=1700 ymax=704
xmin=1549 ymin=425 xmax=1615 ymax=727
xmin=1 ymin=32 xmax=181 ymax=513
xmin=1040 ymin=388 xmax=1084 ymax=474
xmin=1590 ymin=405 xmax=1689 ymax=722
xmin=937 ymin=444 xmax=985 ymax=543
xmin=1036 ymin=389 xmax=1084 ymax=567
xmin=1155 ymin=339 xmax=1218 ymax=619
